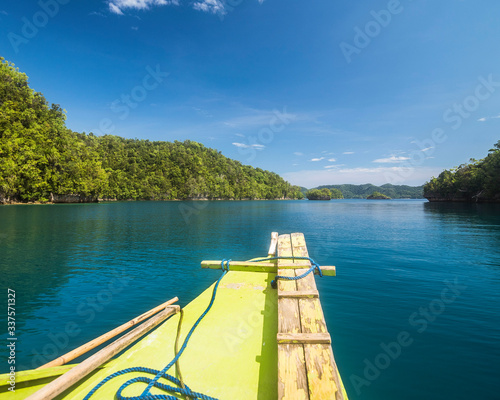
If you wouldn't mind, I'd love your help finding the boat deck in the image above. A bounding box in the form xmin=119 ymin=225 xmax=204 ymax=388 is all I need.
xmin=1 ymin=232 xmax=348 ymax=400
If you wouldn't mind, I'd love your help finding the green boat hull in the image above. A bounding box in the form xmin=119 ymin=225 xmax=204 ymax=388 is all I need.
xmin=1 ymin=271 xmax=279 ymax=399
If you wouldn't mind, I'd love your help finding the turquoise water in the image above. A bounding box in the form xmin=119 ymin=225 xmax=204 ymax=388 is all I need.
xmin=1 ymin=200 xmax=500 ymax=399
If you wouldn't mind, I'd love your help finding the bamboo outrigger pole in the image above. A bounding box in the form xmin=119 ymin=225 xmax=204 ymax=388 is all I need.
xmin=37 ymin=296 xmax=179 ymax=369
xmin=26 ymin=304 xmax=181 ymax=400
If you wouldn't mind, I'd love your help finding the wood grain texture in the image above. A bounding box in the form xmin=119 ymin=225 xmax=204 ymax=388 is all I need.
xmin=290 ymin=233 xmax=345 ymax=400
xmin=278 ymin=234 xmax=309 ymax=400
xmin=277 ymin=333 xmax=331 ymax=344
xmin=278 ymin=290 xmax=319 ymax=299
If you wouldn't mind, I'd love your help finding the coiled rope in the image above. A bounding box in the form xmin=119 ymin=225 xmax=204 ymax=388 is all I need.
xmin=83 ymin=256 xmax=321 ymax=399
xmin=83 ymin=259 xmax=231 ymax=400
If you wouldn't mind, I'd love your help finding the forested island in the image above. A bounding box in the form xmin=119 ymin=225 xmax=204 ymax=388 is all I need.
xmin=306 ymin=188 xmax=343 ymax=200
xmin=0 ymin=58 xmax=304 ymax=204
xmin=424 ymin=141 xmax=500 ymax=202
xmin=367 ymin=191 xmax=391 ymax=200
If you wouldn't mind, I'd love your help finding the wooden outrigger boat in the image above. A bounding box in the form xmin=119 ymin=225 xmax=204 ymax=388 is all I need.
xmin=1 ymin=232 xmax=349 ymax=400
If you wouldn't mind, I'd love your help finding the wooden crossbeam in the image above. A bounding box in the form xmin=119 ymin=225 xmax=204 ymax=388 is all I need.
xmin=277 ymin=333 xmax=331 ymax=344
xmin=200 ymin=260 xmax=336 ymax=276
xmin=278 ymin=290 xmax=319 ymax=299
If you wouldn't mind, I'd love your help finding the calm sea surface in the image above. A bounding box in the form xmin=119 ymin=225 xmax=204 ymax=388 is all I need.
xmin=1 ymin=200 xmax=500 ymax=399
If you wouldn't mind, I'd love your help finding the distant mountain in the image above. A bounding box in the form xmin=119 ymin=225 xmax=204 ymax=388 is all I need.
xmin=310 ymin=184 xmax=424 ymax=199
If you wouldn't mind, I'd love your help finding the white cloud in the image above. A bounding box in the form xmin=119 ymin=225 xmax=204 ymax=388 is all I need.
xmin=310 ymin=157 xmax=325 ymax=162
xmin=193 ymin=0 xmax=225 ymax=15
xmin=324 ymin=164 xmax=345 ymax=169
xmin=109 ymin=2 xmax=124 ymax=14
xmin=107 ymin=0 xmax=264 ymax=15
xmin=373 ymin=155 xmax=410 ymax=163
xmin=232 ymin=142 xmax=265 ymax=150
xmin=343 ymin=151 xmax=354 ymax=155
xmin=108 ymin=0 xmax=178 ymax=14
xmin=420 ymin=146 xmax=434 ymax=152
xmin=477 ymin=113 xmax=500 ymax=122
xmin=294 ymin=152 xmax=304 ymax=156
xmin=235 ymin=133 xmax=245 ymax=138
xmin=328 ymin=158 xmax=336 ymax=162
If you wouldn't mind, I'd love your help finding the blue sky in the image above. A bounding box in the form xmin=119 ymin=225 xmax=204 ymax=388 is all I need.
xmin=1 ymin=0 xmax=500 ymax=188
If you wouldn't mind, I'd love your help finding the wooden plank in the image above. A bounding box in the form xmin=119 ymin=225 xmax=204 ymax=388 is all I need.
xmin=268 ymin=231 xmax=279 ymax=256
xmin=278 ymin=290 xmax=319 ymax=299
xmin=37 ymin=297 xmax=179 ymax=369
xmin=304 ymin=345 xmax=343 ymax=400
xmin=277 ymin=333 xmax=331 ymax=344
xmin=298 ymin=298 xmax=328 ymax=334
xmin=290 ymin=233 xmax=346 ymax=400
xmin=25 ymin=306 xmax=180 ymax=400
xmin=277 ymin=233 xmax=309 ymax=400
xmin=278 ymin=344 xmax=309 ymax=400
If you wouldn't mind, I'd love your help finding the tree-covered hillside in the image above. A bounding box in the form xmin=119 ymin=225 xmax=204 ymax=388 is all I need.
xmin=0 ymin=58 xmax=303 ymax=203
xmin=314 ymin=184 xmax=423 ymax=199
xmin=424 ymin=141 xmax=500 ymax=202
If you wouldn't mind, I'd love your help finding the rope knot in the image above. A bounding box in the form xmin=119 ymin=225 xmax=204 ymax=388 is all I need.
xmin=220 ymin=259 xmax=231 ymax=272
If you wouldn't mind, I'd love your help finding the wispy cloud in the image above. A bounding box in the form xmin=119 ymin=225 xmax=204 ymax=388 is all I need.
xmin=343 ymin=151 xmax=354 ymax=155
xmin=294 ymin=152 xmax=304 ymax=156
xmin=107 ymin=0 xmax=263 ymax=15
xmin=310 ymin=157 xmax=325 ymax=162
xmin=193 ymin=0 xmax=225 ymax=15
xmin=373 ymin=155 xmax=410 ymax=163
xmin=232 ymin=142 xmax=265 ymax=150
xmin=108 ymin=0 xmax=179 ymax=15
xmin=328 ymin=158 xmax=336 ymax=162
xmin=477 ymin=113 xmax=500 ymax=122
xmin=324 ymin=164 xmax=345 ymax=169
